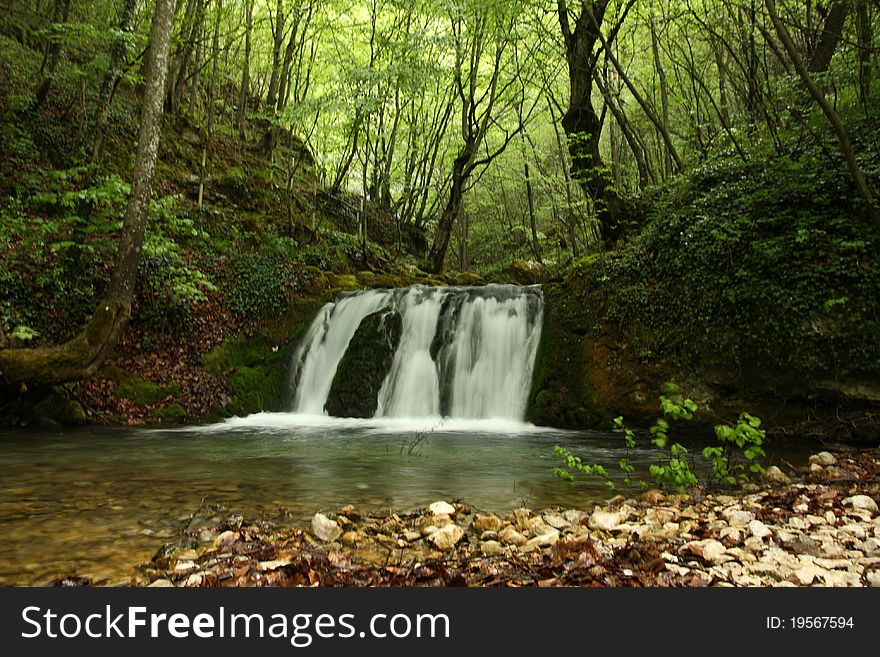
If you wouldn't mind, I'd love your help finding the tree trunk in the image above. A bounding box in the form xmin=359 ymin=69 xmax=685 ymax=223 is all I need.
xmin=0 ymin=0 xmax=176 ymax=386
xmin=429 ymin=149 xmax=470 ymax=274
xmin=808 ymin=0 xmax=848 ymax=74
xmin=32 ymin=0 xmax=72 ymax=110
xmin=265 ymin=0 xmax=285 ymax=110
xmin=766 ymin=0 xmax=880 ymax=230
xmin=237 ymin=0 xmax=253 ymax=138
xmin=557 ymin=0 xmax=630 ymax=243
xmin=92 ymin=0 xmax=138 ymax=163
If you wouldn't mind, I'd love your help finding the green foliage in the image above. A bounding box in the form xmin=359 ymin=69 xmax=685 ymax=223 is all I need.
xmin=553 ymin=385 xmax=766 ymax=493
xmin=114 ymin=376 xmax=180 ymax=405
xmin=227 ymin=236 xmax=301 ymax=320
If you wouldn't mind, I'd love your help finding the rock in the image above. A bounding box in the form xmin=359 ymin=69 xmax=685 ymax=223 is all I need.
xmin=473 ymin=513 xmax=503 ymax=533
xmin=722 ymin=509 xmax=755 ymax=527
xmin=340 ymin=531 xmax=360 ymax=546
xmin=498 ymin=526 xmax=527 ymax=546
xmin=588 ymin=509 xmax=624 ymax=532
xmin=402 ymin=531 xmax=421 ymax=542
xmin=867 ymin=571 xmax=880 ymax=587
xmin=684 ymin=539 xmax=728 ymax=564
xmin=720 ymin=527 xmax=745 ymax=546
xmin=338 ymin=504 xmax=361 ymax=520
xmin=173 ymin=560 xmax=195 ymax=572
xmin=792 ymin=565 xmax=828 ymax=586
xmin=749 ymin=519 xmax=772 ymax=539
xmin=524 ymin=517 xmax=549 ymax=536
xmin=481 ymin=540 xmax=505 ymax=557
xmin=809 ymin=463 xmax=823 ymax=473
xmin=809 ymin=451 xmax=837 ymax=467
xmin=508 ymin=259 xmax=549 ymax=285
xmin=213 ymin=530 xmax=238 ymax=548
xmin=528 ymin=529 xmax=560 ymax=548
xmin=325 ymin=310 xmax=402 ymax=418
xmin=763 ymin=465 xmax=791 ymax=484
xmin=823 ymin=571 xmax=861 ymax=587
xmin=842 ymin=495 xmax=878 ymax=514
xmin=429 ymin=501 xmax=456 ymax=516
xmin=311 ymin=513 xmax=342 ymax=542
xmin=640 ymin=489 xmax=667 ymax=504
xmin=430 ymin=524 xmax=464 ymax=550
xmin=512 ymin=508 xmax=532 ymax=527
xmin=644 ymin=508 xmax=677 ymax=526
xmin=480 ymin=530 xmax=499 ymax=542
xmin=147 ymin=579 xmax=176 ymax=587
xmin=562 ymin=510 xmax=585 ymax=525
xmin=543 ymin=514 xmax=571 ymax=530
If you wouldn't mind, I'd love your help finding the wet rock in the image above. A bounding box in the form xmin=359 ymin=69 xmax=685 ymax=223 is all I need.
xmin=842 ymin=495 xmax=878 ymax=514
xmin=809 ymin=452 xmax=837 ymax=467
xmin=562 ymin=510 xmax=585 ymax=525
xmin=147 ymin=579 xmax=176 ymax=587
xmin=498 ymin=526 xmax=527 ymax=546
xmin=325 ymin=310 xmax=402 ymax=418
xmin=402 ymin=531 xmax=421 ymax=543
xmin=312 ymin=513 xmax=342 ymax=542
xmin=473 ymin=513 xmax=503 ymax=533
xmin=429 ymin=501 xmax=456 ymax=516
xmin=480 ymin=530 xmax=498 ymax=542
xmin=480 ymin=540 xmax=505 ymax=557
xmin=338 ymin=504 xmax=361 ymax=520
xmin=644 ymin=508 xmax=677 ymax=526
xmin=588 ymin=509 xmax=624 ymax=532
xmin=430 ymin=524 xmax=464 ymax=550
xmin=340 ymin=531 xmax=360 ymax=546
xmin=764 ymin=466 xmax=791 ymax=485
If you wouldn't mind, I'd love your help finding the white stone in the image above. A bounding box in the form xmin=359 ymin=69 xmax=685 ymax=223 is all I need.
xmin=842 ymin=495 xmax=878 ymax=514
xmin=684 ymin=539 xmax=728 ymax=564
xmin=429 ymin=501 xmax=456 ymax=516
xmin=588 ymin=509 xmax=624 ymax=531
xmin=867 ymin=571 xmax=880 ymax=587
xmin=543 ymin=513 xmax=571 ymax=530
xmin=720 ymin=527 xmax=745 ymax=545
xmin=498 ymin=526 xmax=527 ymax=546
xmin=809 ymin=451 xmax=837 ymax=466
xmin=429 ymin=524 xmax=464 ymax=550
xmin=562 ymin=510 xmax=585 ymax=525
xmin=793 ymin=565 xmax=828 ymax=586
xmin=749 ymin=519 xmax=772 ymax=539
xmin=147 ymin=579 xmax=176 ymax=587
xmin=311 ymin=513 xmax=342 ymax=542
xmin=480 ymin=540 xmax=505 ymax=557
xmin=764 ymin=465 xmax=791 ymax=484
xmin=723 ymin=509 xmax=755 ymax=527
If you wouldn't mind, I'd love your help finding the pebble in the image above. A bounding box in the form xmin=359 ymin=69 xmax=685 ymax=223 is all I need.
xmin=842 ymin=495 xmax=878 ymax=514
xmin=480 ymin=540 xmax=504 ymax=557
xmin=749 ymin=519 xmax=772 ymax=539
xmin=809 ymin=452 xmax=837 ymax=467
xmin=429 ymin=501 xmax=456 ymax=516
xmin=429 ymin=524 xmax=464 ymax=550
xmin=311 ymin=513 xmax=342 ymax=542
xmin=498 ymin=526 xmax=527 ymax=546
xmin=723 ymin=509 xmax=755 ymax=527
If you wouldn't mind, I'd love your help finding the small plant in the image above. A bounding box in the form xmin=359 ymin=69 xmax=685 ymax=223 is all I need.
xmin=553 ymin=384 xmax=766 ymax=493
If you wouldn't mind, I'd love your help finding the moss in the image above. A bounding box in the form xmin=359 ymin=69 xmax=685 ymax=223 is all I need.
xmin=328 ymin=274 xmax=359 ymax=290
xmin=150 ymin=403 xmax=187 ymax=421
xmin=229 ymin=390 xmax=262 ymax=416
xmin=202 ymin=337 xmax=273 ymax=374
xmin=228 ymin=366 xmax=265 ymax=396
xmin=114 ymin=376 xmax=179 ymax=405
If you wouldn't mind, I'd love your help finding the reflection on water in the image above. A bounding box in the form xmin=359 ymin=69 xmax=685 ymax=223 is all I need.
xmin=0 ymin=414 xmax=809 ymax=585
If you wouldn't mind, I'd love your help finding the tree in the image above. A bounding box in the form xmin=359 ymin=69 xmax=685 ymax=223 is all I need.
xmin=0 ymin=0 xmax=176 ymax=385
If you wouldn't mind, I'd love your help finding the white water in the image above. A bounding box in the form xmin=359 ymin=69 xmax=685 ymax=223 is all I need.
xmin=288 ymin=284 xmax=543 ymax=421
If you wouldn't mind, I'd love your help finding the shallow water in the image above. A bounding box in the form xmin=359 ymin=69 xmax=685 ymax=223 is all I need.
xmin=0 ymin=414 xmax=811 ymax=585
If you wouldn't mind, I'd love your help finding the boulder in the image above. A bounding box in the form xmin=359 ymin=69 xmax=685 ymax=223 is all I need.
xmin=324 ymin=310 xmax=402 ymax=418
xmin=508 ymin=259 xmax=549 ymax=285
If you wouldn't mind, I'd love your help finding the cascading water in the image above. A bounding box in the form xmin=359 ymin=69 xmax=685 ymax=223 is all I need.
xmin=287 ymin=285 xmax=543 ymax=421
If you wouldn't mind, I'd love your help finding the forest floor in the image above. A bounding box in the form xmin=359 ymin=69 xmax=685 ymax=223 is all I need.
xmin=112 ymin=447 xmax=880 ymax=588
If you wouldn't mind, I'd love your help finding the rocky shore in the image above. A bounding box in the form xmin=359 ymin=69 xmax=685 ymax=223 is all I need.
xmin=133 ymin=449 xmax=880 ymax=588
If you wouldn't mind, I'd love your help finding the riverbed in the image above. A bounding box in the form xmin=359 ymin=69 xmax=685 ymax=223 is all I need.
xmin=0 ymin=414 xmax=812 ymax=585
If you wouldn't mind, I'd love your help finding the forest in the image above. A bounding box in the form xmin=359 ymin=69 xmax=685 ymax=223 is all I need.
xmin=0 ymin=0 xmax=879 ymax=589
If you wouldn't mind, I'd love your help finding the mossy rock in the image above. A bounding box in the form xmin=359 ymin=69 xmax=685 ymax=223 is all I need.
xmin=229 ymin=390 xmax=263 ymax=416
xmin=114 ymin=376 xmax=179 ymax=405
xmin=449 ymin=272 xmax=486 ymax=286
xmin=325 ymin=309 xmax=402 ymax=418
xmin=34 ymin=392 xmax=87 ymax=426
xmin=328 ymin=273 xmax=360 ymax=290
xmin=202 ymin=337 xmax=273 ymax=374
xmin=228 ymin=366 xmax=266 ymax=396
xmin=509 ymin=259 xmax=549 ymax=285
xmin=150 ymin=404 xmax=187 ymax=421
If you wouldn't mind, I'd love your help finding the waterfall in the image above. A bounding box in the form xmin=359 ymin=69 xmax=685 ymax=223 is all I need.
xmin=288 ymin=285 xmax=543 ymax=421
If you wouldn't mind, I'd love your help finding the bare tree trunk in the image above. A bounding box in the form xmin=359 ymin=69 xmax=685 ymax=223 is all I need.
xmin=92 ymin=0 xmax=138 ymax=163
xmin=265 ymin=0 xmax=286 ymax=110
xmin=856 ymin=1 xmax=872 ymax=113
xmin=807 ymin=0 xmax=848 ymax=74
xmin=766 ymin=0 xmax=880 ymax=230
xmin=0 ymin=0 xmax=176 ymax=385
